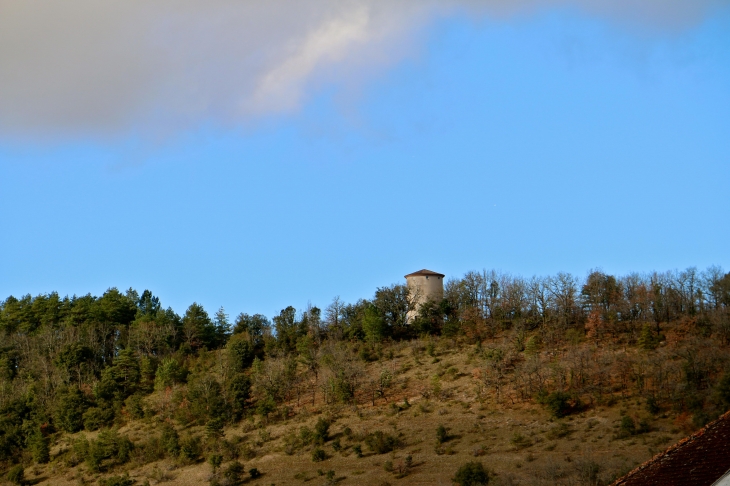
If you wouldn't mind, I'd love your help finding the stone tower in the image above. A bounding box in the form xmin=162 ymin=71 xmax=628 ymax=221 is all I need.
xmin=405 ymin=269 xmax=445 ymax=322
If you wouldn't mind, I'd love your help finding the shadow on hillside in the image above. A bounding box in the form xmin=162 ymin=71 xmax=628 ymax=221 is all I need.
xmin=244 ymin=471 xmax=267 ymax=483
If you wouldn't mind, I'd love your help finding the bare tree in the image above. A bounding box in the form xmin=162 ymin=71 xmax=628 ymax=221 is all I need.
xmin=324 ymin=296 xmax=346 ymax=340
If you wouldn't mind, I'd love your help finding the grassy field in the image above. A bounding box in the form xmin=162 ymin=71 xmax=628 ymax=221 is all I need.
xmin=15 ymin=337 xmax=693 ymax=486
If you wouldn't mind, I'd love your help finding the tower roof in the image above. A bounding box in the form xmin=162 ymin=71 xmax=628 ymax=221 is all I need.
xmin=404 ymin=269 xmax=445 ymax=278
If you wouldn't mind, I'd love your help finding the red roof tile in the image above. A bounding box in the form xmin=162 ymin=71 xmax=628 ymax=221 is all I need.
xmin=611 ymin=410 xmax=730 ymax=486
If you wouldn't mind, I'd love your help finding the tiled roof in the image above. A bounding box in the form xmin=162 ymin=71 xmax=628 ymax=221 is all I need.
xmin=611 ymin=410 xmax=730 ymax=486
xmin=404 ymin=269 xmax=445 ymax=278
xmin=713 ymin=469 xmax=730 ymax=486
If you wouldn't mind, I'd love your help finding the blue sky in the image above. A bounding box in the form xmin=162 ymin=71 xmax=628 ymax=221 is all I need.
xmin=1 ymin=2 xmax=729 ymax=318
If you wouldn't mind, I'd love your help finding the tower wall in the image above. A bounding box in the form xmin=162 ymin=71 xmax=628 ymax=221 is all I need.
xmin=405 ymin=271 xmax=444 ymax=322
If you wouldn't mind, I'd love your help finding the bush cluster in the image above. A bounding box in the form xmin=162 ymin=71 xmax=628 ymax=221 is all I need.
xmin=453 ymin=461 xmax=490 ymax=486
xmin=364 ymin=431 xmax=401 ymax=454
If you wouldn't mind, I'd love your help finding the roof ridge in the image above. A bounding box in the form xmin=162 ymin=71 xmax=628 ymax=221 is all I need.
xmin=404 ymin=269 xmax=445 ymax=278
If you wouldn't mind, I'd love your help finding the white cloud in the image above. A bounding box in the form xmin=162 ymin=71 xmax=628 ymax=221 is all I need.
xmin=249 ymin=6 xmax=372 ymax=114
xmin=0 ymin=0 xmax=723 ymax=139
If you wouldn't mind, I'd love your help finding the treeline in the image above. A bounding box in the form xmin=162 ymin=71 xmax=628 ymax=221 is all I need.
xmin=443 ymin=266 xmax=730 ymax=343
xmin=0 ymin=267 xmax=729 ymax=476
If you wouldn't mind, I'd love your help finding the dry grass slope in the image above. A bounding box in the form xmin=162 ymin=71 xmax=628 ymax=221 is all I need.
xmin=13 ymin=337 xmax=696 ymax=486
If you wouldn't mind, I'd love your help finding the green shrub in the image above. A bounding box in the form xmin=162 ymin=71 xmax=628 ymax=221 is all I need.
xmin=105 ymin=349 xmax=141 ymax=399
xmin=524 ymin=335 xmax=542 ymax=355
xmin=160 ymin=422 xmax=180 ymax=456
xmin=138 ymin=356 xmax=158 ymax=393
xmin=453 ymin=461 xmax=490 ymax=486
xmin=209 ymin=454 xmax=223 ymax=472
xmin=436 ymin=424 xmax=449 ymax=444
xmin=226 ymin=373 xmax=252 ymax=421
xmin=353 ymin=444 xmax=363 ymax=457
xmin=646 ymin=396 xmax=660 ymax=415
xmin=227 ymin=334 xmax=255 ymax=372
xmin=442 ymin=317 xmax=462 ymax=337
xmin=362 ymin=306 xmax=385 ymax=344
xmin=56 ymin=387 xmax=88 ymax=433
xmin=98 ymin=473 xmax=135 ymax=486
xmin=206 ymin=418 xmax=225 ymax=440
xmin=29 ymin=429 xmax=50 ymax=464
xmin=638 ymin=418 xmax=651 ymax=434
xmin=716 ymin=371 xmax=730 ymax=410
xmin=70 ymin=437 xmax=90 ymax=467
xmin=0 ymin=402 xmax=26 ymax=463
xmin=620 ymin=416 xmax=636 ymax=437
xmin=248 ymin=467 xmax=261 ymax=479
xmin=509 ymin=432 xmax=533 ymax=450
xmin=312 ymin=448 xmax=326 ymax=462
xmin=85 ymin=429 xmax=134 ymax=471
xmin=693 ymin=411 xmax=712 ymax=428
xmin=326 ymin=375 xmax=357 ymax=403
xmin=299 ymin=426 xmax=314 ymax=445
xmin=83 ymin=406 xmax=115 ymax=431
xmin=546 ymin=422 xmax=571 ymax=440
xmin=365 ymin=431 xmax=400 ymax=454
xmin=187 ymin=376 xmax=226 ymax=424
xmin=314 ymin=418 xmax=330 ymax=444
xmin=536 ymin=391 xmax=574 ymax=418
xmin=616 ymin=415 xmax=650 ymax=437
xmin=324 ymin=469 xmax=336 ymax=484
xmin=154 ymin=358 xmax=187 ymax=390
xmin=110 ymin=431 xmax=134 ymax=463
xmin=565 ymin=329 xmax=583 ymax=346
xmin=133 ymin=435 xmax=166 ymax=464
xmin=223 ymin=461 xmax=245 ymax=483
xmin=255 ymin=395 xmax=276 ymax=418
xmin=124 ymin=394 xmax=145 ymax=420
xmin=282 ymin=429 xmax=301 ymax=455
xmin=85 ymin=441 xmax=105 ymax=471
xmin=637 ymin=324 xmax=660 ymax=350
xmin=6 ymin=464 xmax=24 ymax=485
xmin=179 ymin=435 xmax=202 ymax=463
xmin=218 ymin=436 xmax=243 ymax=459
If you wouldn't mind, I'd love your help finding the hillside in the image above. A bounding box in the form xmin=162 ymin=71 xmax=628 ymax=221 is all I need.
xmin=2 ymin=267 xmax=729 ymax=485
xmin=6 ymin=334 xmax=725 ymax=486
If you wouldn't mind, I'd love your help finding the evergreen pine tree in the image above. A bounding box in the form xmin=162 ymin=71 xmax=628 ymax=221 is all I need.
xmin=637 ymin=324 xmax=659 ymax=350
xmin=29 ymin=428 xmax=50 ymax=464
xmin=206 ymin=418 xmax=225 ymax=440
